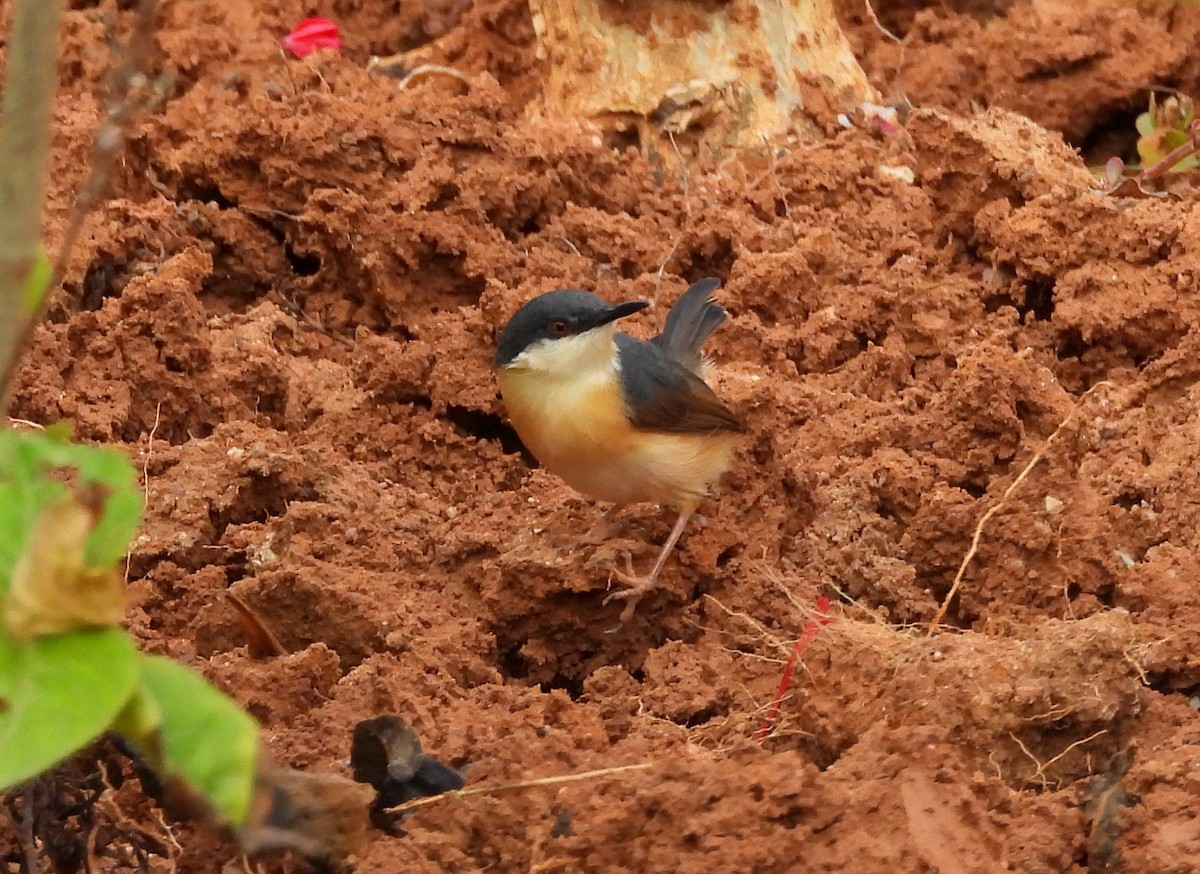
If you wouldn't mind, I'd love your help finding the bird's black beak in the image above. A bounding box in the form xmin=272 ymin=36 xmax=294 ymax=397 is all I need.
xmin=589 ymin=300 xmax=649 ymax=329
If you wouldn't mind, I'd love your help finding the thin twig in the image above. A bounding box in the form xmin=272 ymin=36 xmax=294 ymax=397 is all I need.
xmin=6 ymin=417 xmax=44 ymax=430
xmin=863 ymin=0 xmax=903 ymax=43
xmin=238 ymin=204 xmax=302 ymax=221
xmin=94 ymin=767 xmax=178 ymax=873
xmin=767 ymin=574 xmax=811 ymax=616
xmin=703 ymin=594 xmax=792 ymax=658
xmin=1037 ymin=728 xmax=1108 ymax=777
xmin=270 ymin=287 xmax=354 ymax=349
xmin=276 ymin=45 xmax=300 ymax=97
xmin=126 ymin=400 xmax=160 ymax=582
xmin=715 ymin=646 xmax=785 ymax=666
xmin=928 ymin=384 xmax=1110 ymax=632
xmin=652 ymin=235 xmax=683 ymax=316
xmin=666 ymin=131 xmax=690 ymax=201
xmin=226 ymin=591 xmax=288 ymax=658
xmin=397 ymin=64 xmax=470 ymax=92
xmin=143 ymin=400 xmax=161 ymax=504
xmin=51 ymin=0 xmax=159 ymax=290
xmin=2 ymin=0 xmax=158 ymax=411
xmin=0 ymin=0 xmax=65 ymax=416
xmin=385 ymin=763 xmax=653 ymax=815
xmin=84 ymin=818 xmax=100 ymax=874
xmin=824 ymin=580 xmax=891 ymax=625
xmin=554 ymin=236 xmax=582 ymax=258
xmin=759 ymin=136 xmax=789 ymax=219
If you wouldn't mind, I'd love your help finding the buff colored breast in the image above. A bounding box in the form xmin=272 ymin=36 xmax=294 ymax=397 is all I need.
xmin=498 ymin=367 xmax=735 ymax=507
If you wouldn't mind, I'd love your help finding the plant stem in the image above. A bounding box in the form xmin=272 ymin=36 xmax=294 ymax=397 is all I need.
xmin=0 ymin=0 xmax=63 ymax=417
xmin=1137 ymin=135 xmax=1200 ymax=185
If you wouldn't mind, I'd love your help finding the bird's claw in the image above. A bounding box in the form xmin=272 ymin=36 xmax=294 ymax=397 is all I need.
xmin=602 ymin=550 xmax=654 ymax=627
xmin=610 ymin=548 xmax=638 ymax=580
xmin=602 ymin=586 xmax=649 ymax=626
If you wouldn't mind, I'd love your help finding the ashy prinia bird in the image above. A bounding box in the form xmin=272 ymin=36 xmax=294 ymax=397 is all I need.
xmin=494 ymin=277 xmax=741 ymax=622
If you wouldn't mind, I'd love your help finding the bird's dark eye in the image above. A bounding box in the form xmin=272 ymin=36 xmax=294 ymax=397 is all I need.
xmin=549 ymin=320 xmax=570 ymax=336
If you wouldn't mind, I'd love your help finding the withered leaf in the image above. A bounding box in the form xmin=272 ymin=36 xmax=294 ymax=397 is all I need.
xmin=238 ymin=767 xmax=374 ymax=866
xmin=4 ymin=494 xmax=126 ymax=640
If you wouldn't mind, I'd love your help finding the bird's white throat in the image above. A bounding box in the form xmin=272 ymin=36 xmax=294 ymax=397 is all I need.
xmin=504 ymin=323 xmax=620 ymax=378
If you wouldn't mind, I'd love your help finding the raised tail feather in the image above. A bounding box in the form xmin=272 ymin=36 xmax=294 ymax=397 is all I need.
xmin=651 ymin=277 xmax=727 ymax=375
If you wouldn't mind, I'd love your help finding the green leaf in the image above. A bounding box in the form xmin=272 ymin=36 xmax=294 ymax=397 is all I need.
xmin=1135 ymin=111 xmax=1156 ymax=138
xmin=0 ymin=627 xmax=137 ymax=789
xmin=0 ymin=632 xmax=18 ymax=704
xmin=111 ymin=683 xmax=162 ymax=750
xmin=0 ymin=431 xmax=66 ymax=594
xmin=0 ymin=431 xmax=142 ymax=595
xmin=136 ymin=654 xmax=260 ymax=826
xmin=1137 ymin=139 xmax=1163 ymax=168
xmin=1164 ymin=129 xmax=1190 ymax=151
xmin=20 ymin=248 xmax=52 ymax=316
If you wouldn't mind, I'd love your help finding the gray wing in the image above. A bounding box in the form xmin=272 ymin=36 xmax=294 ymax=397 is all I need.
xmin=651 ymin=277 xmax=728 ymax=375
xmin=616 ymin=334 xmax=740 ymax=434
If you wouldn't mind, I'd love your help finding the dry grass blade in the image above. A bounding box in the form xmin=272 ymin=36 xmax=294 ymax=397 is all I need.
xmin=703 ymin=593 xmax=792 ymax=658
xmin=6 ymin=417 xmax=43 ymax=430
xmin=396 ymin=64 xmax=471 ymax=92
xmin=126 ymin=400 xmax=160 ymax=584
xmin=384 ymin=763 xmax=653 ymax=815
xmin=652 ymin=235 xmax=683 ymax=315
xmin=864 ymin=0 xmax=902 ymax=44
xmin=226 ymin=592 xmax=288 ymax=658
xmin=666 ymin=131 xmax=690 ymax=200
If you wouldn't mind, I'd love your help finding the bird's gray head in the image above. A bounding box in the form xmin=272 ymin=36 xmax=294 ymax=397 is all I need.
xmin=494 ymin=290 xmax=648 ymax=368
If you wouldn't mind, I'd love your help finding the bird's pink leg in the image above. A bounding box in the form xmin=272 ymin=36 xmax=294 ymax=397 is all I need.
xmin=603 ymin=506 xmax=694 ymax=623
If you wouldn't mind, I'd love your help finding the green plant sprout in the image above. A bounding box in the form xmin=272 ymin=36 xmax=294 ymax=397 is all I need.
xmin=1135 ymin=93 xmax=1199 ymax=173
xmin=1101 ymin=91 xmax=1200 ymax=196
xmin=0 ymin=0 xmax=260 ymax=832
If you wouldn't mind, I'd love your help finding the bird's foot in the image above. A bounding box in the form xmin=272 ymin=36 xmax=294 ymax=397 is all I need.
xmin=601 ymin=550 xmax=656 ymax=626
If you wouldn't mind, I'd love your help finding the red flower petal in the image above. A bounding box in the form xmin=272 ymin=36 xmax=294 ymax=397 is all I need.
xmin=281 ymin=17 xmax=341 ymax=58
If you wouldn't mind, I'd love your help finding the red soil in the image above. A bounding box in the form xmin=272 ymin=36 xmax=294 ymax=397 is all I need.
xmin=9 ymin=1 xmax=1200 ymax=872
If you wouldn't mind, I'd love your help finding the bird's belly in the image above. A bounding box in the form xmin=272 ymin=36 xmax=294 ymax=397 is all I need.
xmin=500 ymin=370 xmax=734 ymax=506
xmin=573 ymin=431 xmax=735 ymax=506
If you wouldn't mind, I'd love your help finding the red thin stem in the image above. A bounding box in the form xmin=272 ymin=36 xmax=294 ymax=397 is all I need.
xmin=753 ymin=595 xmax=833 ymax=742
